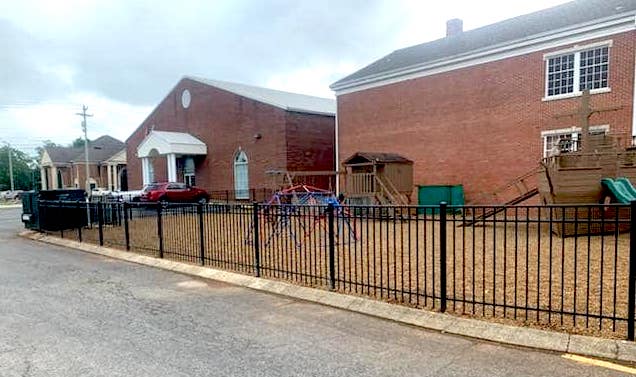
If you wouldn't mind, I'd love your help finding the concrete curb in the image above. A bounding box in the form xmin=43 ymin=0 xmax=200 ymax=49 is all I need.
xmin=0 ymin=204 xmax=21 ymax=209
xmin=20 ymin=230 xmax=636 ymax=364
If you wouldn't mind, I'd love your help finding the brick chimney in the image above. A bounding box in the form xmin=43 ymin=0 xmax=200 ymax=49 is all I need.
xmin=446 ymin=18 xmax=463 ymax=37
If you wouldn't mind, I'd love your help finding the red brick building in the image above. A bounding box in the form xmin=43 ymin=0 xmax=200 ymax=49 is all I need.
xmin=331 ymin=0 xmax=636 ymax=203
xmin=126 ymin=77 xmax=335 ymax=199
xmin=40 ymin=136 xmax=127 ymax=192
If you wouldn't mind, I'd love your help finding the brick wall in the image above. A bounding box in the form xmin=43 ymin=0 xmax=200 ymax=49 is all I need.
xmin=337 ymin=31 xmax=635 ymax=203
xmin=285 ymin=111 xmax=336 ymax=189
xmin=72 ymin=163 xmax=103 ymax=189
xmin=126 ymin=78 xmax=335 ymax=193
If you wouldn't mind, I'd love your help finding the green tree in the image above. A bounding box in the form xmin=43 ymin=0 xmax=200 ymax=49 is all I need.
xmin=35 ymin=140 xmax=60 ymax=159
xmin=70 ymin=137 xmax=89 ymax=148
xmin=0 ymin=146 xmax=38 ymax=191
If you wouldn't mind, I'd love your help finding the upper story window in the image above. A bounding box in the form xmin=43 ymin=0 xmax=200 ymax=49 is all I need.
xmin=579 ymin=47 xmax=609 ymax=91
xmin=547 ymin=54 xmax=575 ymax=96
xmin=544 ymin=42 xmax=611 ymax=99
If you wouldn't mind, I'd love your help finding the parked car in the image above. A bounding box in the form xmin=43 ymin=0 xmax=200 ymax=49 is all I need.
xmin=139 ymin=182 xmax=210 ymax=203
xmin=3 ymin=190 xmax=24 ymax=200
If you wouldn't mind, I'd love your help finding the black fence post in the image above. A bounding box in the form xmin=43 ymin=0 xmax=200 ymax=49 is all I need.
xmin=123 ymin=202 xmax=130 ymax=251
xmin=58 ymin=200 xmax=63 ymax=238
xmin=97 ymin=201 xmax=104 ymax=246
xmin=439 ymin=201 xmax=448 ymax=313
xmin=198 ymin=203 xmax=205 ymax=266
xmin=327 ymin=203 xmax=336 ymax=290
xmin=225 ymin=190 xmax=230 ymax=204
xmin=157 ymin=203 xmax=164 ymax=258
xmin=76 ymin=201 xmax=82 ymax=242
xmin=253 ymin=202 xmax=261 ymax=277
xmin=628 ymin=200 xmax=636 ymax=340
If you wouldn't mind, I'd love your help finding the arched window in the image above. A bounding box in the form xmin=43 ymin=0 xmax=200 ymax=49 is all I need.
xmin=233 ymin=150 xmax=249 ymax=199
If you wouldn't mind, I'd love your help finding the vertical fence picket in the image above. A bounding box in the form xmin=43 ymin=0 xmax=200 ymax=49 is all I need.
xmin=439 ymin=202 xmax=447 ymax=313
xmin=253 ymin=202 xmax=261 ymax=277
xmin=628 ymin=201 xmax=636 ymax=341
xmin=97 ymin=201 xmax=104 ymax=246
xmin=123 ymin=202 xmax=130 ymax=251
xmin=198 ymin=203 xmax=205 ymax=266
xmin=157 ymin=202 xmax=164 ymax=258
xmin=328 ymin=203 xmax=336 ymax=290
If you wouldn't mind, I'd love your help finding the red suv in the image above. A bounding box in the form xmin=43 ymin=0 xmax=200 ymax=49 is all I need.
xmin=140 ymin=182 xmax=210 ymax=203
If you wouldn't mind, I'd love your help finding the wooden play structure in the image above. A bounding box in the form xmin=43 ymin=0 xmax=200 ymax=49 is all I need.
xmin=535 ymin=90 xmax=630 ymax=235
xmin=538 ymin=90 xmax=628 ymax=205
xmin=341 ymin=152 xmax=413 ymax=205
xmin=460 ymin=90 xmax=632 ymax=235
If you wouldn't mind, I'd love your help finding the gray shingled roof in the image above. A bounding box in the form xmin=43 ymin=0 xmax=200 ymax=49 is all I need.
xmin=343 ymin=152 xmax=413 ymax=165
xmin=187 ymin=76 xmax=336 ymax=116
xmin=72 ymin=135 xmax=125 ymax=163
xmin=44 ymin=146 xmax=82 ymax=164
xmin=331 ymin=0 xmax=636 ymax=90
xmin=44 ymin=136 xmax=124 ymax=164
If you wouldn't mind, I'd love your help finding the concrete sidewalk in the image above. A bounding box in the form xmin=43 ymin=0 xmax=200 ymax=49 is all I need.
xmin=21 ymin=230 xmax=636 ymax=364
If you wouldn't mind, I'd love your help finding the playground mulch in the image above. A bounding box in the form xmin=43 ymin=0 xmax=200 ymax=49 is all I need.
xmin=54 ymin=209 xmax=631 ymax=339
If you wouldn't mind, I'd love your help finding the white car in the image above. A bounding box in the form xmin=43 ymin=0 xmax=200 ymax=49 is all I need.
xmin=109 ymin=187 xmax=147 ymax=202
xmin=3 ymin=190 xmax=23 ymax=200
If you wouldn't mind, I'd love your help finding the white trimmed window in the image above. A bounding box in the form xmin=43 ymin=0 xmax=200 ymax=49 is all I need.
xmin=233 ymin=150 xmax=249 ymax=200
xmin=544 ymin=42 xmax=611 ymax=98
xmin=541 ymin=125 xmax=609 ymax=157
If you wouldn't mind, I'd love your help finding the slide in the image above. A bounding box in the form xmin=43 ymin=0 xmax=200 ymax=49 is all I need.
xmin=616 ymin=177 xmax=636 ymax=198
xmin=601 ymin=178 xmax=636 ymax=204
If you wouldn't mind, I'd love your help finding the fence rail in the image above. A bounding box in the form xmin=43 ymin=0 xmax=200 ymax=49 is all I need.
xmin=36 ymin=199 xmax=636 ymax=340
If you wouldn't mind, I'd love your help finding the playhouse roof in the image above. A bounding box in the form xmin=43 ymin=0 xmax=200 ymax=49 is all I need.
xmin=343 ymin=152 xmax=413 ymax=165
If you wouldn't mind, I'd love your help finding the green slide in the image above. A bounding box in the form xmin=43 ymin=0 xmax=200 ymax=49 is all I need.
xmin=601 ymin=178 xmax=636 ymax=204
xmin=616 ymin=177 xmax=636 ymax=198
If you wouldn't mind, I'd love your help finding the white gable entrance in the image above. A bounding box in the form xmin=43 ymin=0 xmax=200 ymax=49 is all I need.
xmin=137 ymin=131 xmax=207 ymax=185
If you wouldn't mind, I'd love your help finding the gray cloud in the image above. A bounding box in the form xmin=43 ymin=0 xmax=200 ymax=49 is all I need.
xmin=2 ymin=1 xmax=403 ymax=107
xmin=0 ymin=19 xmax=74 ymax=104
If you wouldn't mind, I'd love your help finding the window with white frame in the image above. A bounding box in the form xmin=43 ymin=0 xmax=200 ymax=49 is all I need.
xmin=541 ymin=125 xmax=609 ymax=157
xmin=545 ymin=43 xmax=610 ymax=98
xmin=579 ymin=46 xmax=609 ymax=91
xmin=546 ymin=54 xmax=575 ymax=96
xmin=233 ymin=150 xmax=249 ymax=199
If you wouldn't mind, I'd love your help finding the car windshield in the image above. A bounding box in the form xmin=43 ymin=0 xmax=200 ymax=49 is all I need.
xmin=144 ymin=184 xmax=162 ymax=192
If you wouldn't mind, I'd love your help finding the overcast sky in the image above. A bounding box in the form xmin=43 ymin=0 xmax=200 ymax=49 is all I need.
xmin=0 ymin=0 xmax=570 ymax=154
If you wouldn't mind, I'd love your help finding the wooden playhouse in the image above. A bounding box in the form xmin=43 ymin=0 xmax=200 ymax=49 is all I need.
xmin=342 ymin=152 xmax=413 ymax=205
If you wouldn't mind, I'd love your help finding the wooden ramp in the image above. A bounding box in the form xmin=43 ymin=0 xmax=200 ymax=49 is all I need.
xmin=461 ymin=187 xmax=538 ymax=226
xmin=462 ymin=167 xmax=541 ymax=226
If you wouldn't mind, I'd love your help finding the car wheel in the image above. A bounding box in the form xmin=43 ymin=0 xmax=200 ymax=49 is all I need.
xmin=197 ymin=196 xmax=208 ymax=204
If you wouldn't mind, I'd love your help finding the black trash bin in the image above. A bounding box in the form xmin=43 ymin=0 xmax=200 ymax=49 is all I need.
xmin=36 ymin=189 xmax=88 ymax=231
xmin=21 ymin=191 xmax=39 ymax=230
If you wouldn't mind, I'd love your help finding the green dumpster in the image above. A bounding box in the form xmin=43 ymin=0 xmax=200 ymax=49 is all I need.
xmin=417 ymin=185 xmax=465 ymax=214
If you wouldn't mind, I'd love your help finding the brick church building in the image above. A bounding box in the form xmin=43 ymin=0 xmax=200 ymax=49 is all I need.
xmin=331 ymin=0 xmax=636 ymax=203
xmin=126 ymin=77 xmax=335 ymax=199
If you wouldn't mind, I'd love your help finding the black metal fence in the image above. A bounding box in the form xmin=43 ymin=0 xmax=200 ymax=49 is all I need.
xmin=37 ymin=200 xmax=636 ymax=340
xmin=208 ymin=188 xmax=276 ymax=203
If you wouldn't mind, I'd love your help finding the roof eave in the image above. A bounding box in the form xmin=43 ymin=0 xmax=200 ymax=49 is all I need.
xmin=286 ymin=107 xmax=336 ymax=117
xmin=330 ymin=11 xmax=636 ymax=94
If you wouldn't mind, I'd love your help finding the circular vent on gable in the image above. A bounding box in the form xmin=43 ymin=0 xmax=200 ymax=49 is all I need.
xmin=181 ymin=89 xmax=191 ymax=109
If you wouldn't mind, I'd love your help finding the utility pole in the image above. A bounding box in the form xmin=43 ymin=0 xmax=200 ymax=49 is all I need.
xmin=75 ymin=105 xmax=93 ymax=197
